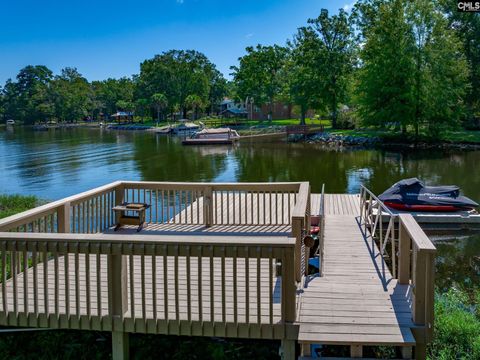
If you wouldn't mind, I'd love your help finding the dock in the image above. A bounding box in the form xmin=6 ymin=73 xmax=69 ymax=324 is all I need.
xmin=0 ymin=181 xmax=436 ymax=359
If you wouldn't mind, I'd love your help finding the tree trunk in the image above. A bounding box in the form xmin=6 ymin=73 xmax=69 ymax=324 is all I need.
xmin=331 ymin=81 xmax=338 ymax=129
xmin=269 ymin=98 xmax=274 ymax=122
xmin=299 ymin=106 xmax=306 ymax=125
xmin=157 ymin=108 xmax=160 ymax=124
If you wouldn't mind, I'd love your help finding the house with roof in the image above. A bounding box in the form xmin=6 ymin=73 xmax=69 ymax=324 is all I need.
xmin=219 ymin=98 xmax=248 ymax=118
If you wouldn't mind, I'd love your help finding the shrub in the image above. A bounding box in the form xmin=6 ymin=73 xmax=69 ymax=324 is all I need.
xmin=429 ymin=289 xmax=480 ymax=359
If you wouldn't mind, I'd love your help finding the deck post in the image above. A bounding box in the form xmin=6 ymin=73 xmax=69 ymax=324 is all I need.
xmin=115 ymin=184 xmax=125 ymax=224
xmin=350 ymin=345 xmax=363 ymax=358
xmin=292 ymin=217 xmax=303 ymax=282
xmin=281 ymin=247 xmax=296 ymax=322
xmin=398 ymin=222 xmax=411 ymax=284
xmin=204 ymin=186 xmax=213 ymax=227
xmin=108 ymin=244 xmax=128 ymax=359
xmin=112 ymin=331 xmax=129 ymax=360
xmin=57 ymin=202 xmax=70 ymax=233
xmin=415 ymin=344 xmax=426 ymax=360
xmin=280 ymin=339 xmax=296 ymax=360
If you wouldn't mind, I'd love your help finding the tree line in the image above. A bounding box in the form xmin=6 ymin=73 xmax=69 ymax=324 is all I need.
xmin=1 ymin=0 xmax=479 ymax=137
xmin=0 ymin=50 xmax=227 ymax=125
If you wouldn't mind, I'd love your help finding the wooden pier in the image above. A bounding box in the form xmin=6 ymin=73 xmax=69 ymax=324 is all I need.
xmin=0 ymin=181 xmax=436 ymax=359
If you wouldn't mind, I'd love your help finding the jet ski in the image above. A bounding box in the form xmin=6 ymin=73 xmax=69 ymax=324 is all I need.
xmin=378 ymin=178 xmax=478 ymax=212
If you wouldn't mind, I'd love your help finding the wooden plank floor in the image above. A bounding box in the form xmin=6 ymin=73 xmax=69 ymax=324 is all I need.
xmin=298 ymin=194 xmax=415 ymax=346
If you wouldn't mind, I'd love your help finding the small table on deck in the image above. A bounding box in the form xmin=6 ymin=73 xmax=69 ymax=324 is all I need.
xmin=112 ymin=203 xmax=150 ymax=232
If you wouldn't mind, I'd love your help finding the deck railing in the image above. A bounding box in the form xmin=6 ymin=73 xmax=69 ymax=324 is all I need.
xmin=398 ymin=214 xmax=436 ymax=354
xmin=0 ymin=232 xmax=296 ymax=338
xmin=0 ymin=181 xmax=310 ymax=341
xmin=120 ymin=181 xmax=301 ymax=227
xmin=359 ymin=186 xmax=436 ymax=356
xmin=0 ymin=182 xmax=121 ymax=234
xmin=359 ymin=185 xmax=398 ymax=276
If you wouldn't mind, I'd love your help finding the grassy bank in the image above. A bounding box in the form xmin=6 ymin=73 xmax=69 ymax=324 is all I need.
xmin=328 ymin=128 xmax=480 ymax=145
xmin=430 ymin=288 xmax=480 ymax=359
xmin=0 ymin=194 xmax=38 ymax=219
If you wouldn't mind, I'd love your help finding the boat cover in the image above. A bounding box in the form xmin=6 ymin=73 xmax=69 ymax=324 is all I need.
xmin=378 ymin=178 xmax=478 ymax=209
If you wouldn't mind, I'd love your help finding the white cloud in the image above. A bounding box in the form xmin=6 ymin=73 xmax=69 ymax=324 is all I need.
xmin=245 ymin=33 xmax=254 ymax=39
xmin=343 ymin=1 xmax=356 ymax=11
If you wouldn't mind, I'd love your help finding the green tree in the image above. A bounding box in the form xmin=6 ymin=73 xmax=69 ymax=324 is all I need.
xmin=308 ymin=9 xmax=354 ymax=128
xmin=357 ymin=0 xmax=416 ymax=131
xmin=138 ymin=50 xmax=220 ymax=118
xmin=51 ymin=68 xmax=93 ymax=122
xmin=440 ymin=0 xmax=480 ymax=126
xmin=231 ymin=45 xmax=288 ymax=121
xmin=150 ymin=93 xmax=168 ymax=124
xmin=185 ymin=94 xmax=205 ymax=120
xmin=92 ymin=77 xmax=134 ymax=116
xmin=284 ymin=27 xmax=321 ymax=125
xmin=135 ymin=98 xmax=150 ymax=122
xmin=2 ymin=65 xmax=54 ymax=124
xmin=407 ymin=0 xmax=468 ymax=137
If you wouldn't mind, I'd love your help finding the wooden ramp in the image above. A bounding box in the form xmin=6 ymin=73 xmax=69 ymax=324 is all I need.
xmin=298 ymin=194 xmax=415 ymax=352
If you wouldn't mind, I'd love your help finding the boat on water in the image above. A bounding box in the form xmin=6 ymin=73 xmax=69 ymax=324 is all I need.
xmin=378 ymin=178 xmax=478 ymax=212
xmin=182 ymin=128 xmax=240 ymax=145
xmin=153 ymin=125 xmax=172 ymax=134
xmin=172 ymin=119 xmax=200 ymax=136
xmin=6 ymin=119 xmax=15 ymax=126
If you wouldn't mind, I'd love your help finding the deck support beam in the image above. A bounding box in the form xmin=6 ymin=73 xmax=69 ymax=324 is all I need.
xmin=415 ymin=344 xmax=426 ymax=360
xmin=112 ymin=331 xmax=129 ymax=360
xmin=280 ymin=339 xmax=296 ymax=360
xmin=350 ymin=345 xmax=363 ymax=358
xmin=300 ymin=343 xmax=311 ymax=357
xmin=401 ymin=346 xmax=413 ymax=359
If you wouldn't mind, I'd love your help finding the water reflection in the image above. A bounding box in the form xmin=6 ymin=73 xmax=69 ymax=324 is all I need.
xmin=433 ymin=233 xmax=480 ymax=291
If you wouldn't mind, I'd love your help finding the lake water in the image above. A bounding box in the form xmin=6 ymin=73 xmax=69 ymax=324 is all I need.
xmin=1 ymin=126 xmax=479 ymax=289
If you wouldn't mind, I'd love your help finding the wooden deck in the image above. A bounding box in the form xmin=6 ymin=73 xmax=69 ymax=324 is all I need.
xmin=0 ymin=182 xmax=436 ymax=359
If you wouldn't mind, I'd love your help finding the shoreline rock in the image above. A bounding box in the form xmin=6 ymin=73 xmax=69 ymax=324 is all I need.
xmin=288 ymin=132 xmax=480 ymax=150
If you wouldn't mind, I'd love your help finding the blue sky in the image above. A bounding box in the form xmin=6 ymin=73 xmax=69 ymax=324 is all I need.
xmin=0 ymin=0 xmax=352 ymax=83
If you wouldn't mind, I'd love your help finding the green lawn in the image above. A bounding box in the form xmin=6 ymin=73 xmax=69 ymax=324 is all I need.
xmin=440 ymin=130 xmax=480 ymax=144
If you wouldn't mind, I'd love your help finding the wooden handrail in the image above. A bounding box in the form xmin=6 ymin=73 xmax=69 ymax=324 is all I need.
xmin=0 ymin=231 xmax=296 ymax=249
xmin=122 ymin=181 xmax=301 ymax=192
xmin=398 ymin=214 xmax=436 ymax=347
xmin=398 ymin=214 xmax=436 ymax=253
xmin=0 ymin=232 xmax=297 ymax=334
xmin=0 ymin=181 xmax=122 ymax=232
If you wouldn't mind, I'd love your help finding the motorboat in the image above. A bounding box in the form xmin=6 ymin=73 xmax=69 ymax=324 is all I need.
xmin=378 ymin=178 xmax=478 ymax=212
xmin=182 ymin=128 xmax=240 ymax=145
xmin=172 ymin=119 xmax=200 ymax=136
